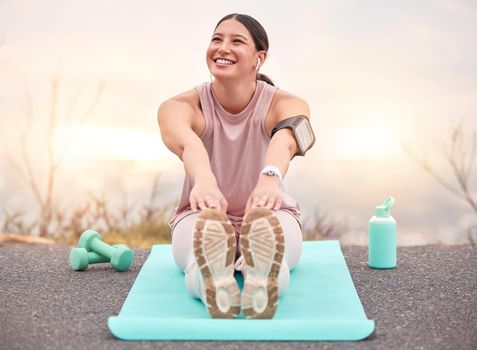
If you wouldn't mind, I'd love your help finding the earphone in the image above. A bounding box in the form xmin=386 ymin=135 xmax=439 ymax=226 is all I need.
xmin=256 ymin=58 xmax=261 ymax=71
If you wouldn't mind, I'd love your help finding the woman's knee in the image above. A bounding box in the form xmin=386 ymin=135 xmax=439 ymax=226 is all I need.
xmin=275 ymin=210 xmax=303 ymax=270
xmin=171 ymin=213 xmax=199 ymax=271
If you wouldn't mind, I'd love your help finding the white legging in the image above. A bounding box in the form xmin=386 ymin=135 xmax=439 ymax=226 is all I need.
xmin=171 ymin=210 xmax=303 ymax=302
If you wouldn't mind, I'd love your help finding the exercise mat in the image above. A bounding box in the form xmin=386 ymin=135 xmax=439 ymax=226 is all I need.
xmin=108 ymin=240 xmax=375 ymax=341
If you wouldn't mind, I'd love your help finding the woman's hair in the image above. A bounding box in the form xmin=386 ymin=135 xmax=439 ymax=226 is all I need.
xmin=214 ymin=13 xmax=275 ymax=86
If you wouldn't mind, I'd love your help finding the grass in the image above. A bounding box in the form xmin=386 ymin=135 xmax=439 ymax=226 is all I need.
xmin=2 ymin=180 xmax=346 ymax=249
xmin=101 ymin=219 xmax=172 ymax=248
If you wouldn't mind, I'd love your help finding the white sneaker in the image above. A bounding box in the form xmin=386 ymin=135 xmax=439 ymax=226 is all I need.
xmin=193 ymin=208 xmax=241 ymax=318
xmin=239 ymin=207 xmax=285 ymax=319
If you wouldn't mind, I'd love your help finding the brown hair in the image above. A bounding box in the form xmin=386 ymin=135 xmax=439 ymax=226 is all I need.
xmin=214 ymin=13 xmax=275 ymax=86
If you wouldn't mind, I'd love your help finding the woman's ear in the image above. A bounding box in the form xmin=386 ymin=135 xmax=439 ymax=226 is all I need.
xmin=258 ymin=51 xmax=267 ymax=66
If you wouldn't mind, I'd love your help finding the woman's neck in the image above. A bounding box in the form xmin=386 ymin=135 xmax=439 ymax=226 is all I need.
xmin=211 ymin=79 xmax=257 ymax=115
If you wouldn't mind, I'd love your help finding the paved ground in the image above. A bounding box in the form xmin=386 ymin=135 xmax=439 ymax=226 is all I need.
xmin=0 ymin=242 xmax=475 ymax=350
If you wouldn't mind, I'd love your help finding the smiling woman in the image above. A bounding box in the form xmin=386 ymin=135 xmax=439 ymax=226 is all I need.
xmin=155 ymin=13 xmax=315 ymax=320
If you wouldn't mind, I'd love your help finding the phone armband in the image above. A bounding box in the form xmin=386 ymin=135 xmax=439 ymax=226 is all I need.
xmin=271 ymin=115 xmax=315 ymax=156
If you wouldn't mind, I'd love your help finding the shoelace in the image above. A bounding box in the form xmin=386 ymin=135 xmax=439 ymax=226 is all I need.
xmin=234 ymin=254 xmax=246 ymax=272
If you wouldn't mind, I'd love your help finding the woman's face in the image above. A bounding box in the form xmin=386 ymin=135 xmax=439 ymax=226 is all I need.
xmin=207 ymin=19 xmax=260 ymax=81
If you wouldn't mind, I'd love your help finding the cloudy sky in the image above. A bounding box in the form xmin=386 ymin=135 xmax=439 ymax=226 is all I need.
xmin=1 ymin=0 xmax=476 ymax=244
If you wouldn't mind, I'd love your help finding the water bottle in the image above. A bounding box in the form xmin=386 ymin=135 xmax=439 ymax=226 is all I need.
xmin=368 ymin=196 xmax=397 ymax=269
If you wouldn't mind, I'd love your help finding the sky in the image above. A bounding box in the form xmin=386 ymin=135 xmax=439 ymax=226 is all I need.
xmin=1 ymin=0 xmax=476 ymax=244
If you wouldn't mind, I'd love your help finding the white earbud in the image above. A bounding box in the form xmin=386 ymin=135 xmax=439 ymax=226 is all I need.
xmin=256 ymin=58 xmax=261 ymax=71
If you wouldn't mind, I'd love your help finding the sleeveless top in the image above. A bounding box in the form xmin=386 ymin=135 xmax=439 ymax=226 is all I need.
xmin=168 ymin=80 xmax=301 ymax=231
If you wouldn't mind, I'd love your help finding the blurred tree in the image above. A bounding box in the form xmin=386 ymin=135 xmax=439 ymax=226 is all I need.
xmin=302 ymin=206 xmax=348 ymax=241
xmin=403 ymin=120 xmax=476 ymax=242
xmin=7 ymin=74 xmax=105 ymax=237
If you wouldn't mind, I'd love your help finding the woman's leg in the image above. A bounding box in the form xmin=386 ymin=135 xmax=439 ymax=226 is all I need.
xmin=171 ymin=213 xmax=199 ymax=271
xmin=171 ymin=209 xmax=241 ymax=318
xmin=171 ymin=213 xmax=205 ymax=302
xmin=238 ymin=208 xmax=303 ymax=318
xmin=275 ymin=210 xmax=303 ymax=270
xmin=274 ymin=210 xmax=303 ymax=296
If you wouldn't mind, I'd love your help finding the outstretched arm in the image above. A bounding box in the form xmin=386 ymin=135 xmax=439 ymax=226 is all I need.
xmin=157 ymin=99 xmax=228 ymax=213
xmin=245 ymin=96 xmax=311 ymax=214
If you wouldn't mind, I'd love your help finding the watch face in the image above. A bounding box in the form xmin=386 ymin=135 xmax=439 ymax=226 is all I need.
xmin=262 ymin=169 xmax=279 ymax=178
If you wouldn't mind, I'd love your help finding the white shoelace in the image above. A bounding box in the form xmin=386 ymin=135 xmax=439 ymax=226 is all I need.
xmin=234 ymin=254 xmax=246 ymax=272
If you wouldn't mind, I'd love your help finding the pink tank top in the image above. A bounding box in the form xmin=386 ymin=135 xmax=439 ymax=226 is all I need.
xmin=169 ymin=80 xmax=301 ymax=231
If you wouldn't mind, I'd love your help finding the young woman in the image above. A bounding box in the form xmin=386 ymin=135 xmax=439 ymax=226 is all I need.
xmin=157 ymin=13 xmax=315 ymax=319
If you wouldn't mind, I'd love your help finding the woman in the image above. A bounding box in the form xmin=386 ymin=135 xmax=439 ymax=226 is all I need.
xmin=157 ymin=13 xmax=315 ymax=319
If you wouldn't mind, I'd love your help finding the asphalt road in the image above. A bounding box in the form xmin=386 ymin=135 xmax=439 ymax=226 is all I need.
xmin=0 ymin=243 xmax=476 ymax=350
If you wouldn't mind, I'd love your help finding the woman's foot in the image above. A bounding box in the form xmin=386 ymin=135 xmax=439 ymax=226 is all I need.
xmin=193 ymin=208 xmax=241 ymax=318
xmin=239 ymin=207 xmax=285 ymax=319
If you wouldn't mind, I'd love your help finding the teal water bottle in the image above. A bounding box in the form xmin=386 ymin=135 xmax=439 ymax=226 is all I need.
xmin=368 ymin=197 xmax=397 ymax=269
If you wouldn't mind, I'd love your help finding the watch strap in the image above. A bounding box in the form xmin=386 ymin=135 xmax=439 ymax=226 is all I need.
xmin=260 ymin=166 xmax=283 ymax=183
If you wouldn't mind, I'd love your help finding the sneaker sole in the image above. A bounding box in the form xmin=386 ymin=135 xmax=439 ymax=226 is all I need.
xmin=193 ymin=208 xmax=241 ymax=318
xmin=240 ymin=207 xmax=285 ymax=319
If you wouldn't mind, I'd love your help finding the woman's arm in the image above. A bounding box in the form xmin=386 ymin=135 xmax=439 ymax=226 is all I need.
xmin=157 ymin=99 xmax=228 ymax=213
xmin=245 ymin=96 xmax=311 ymax=213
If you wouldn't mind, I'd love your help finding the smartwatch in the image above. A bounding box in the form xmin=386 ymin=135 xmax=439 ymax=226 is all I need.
xmin=260 ymin=166 xmax=283 ymax=183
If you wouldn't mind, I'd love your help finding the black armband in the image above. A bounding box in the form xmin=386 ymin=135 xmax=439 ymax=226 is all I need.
xmin=271 ymin=115 xmax=316 ymax=156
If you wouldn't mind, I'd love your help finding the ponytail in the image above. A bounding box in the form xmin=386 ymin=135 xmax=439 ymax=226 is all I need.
xmin=256 ymin=73 xmax=275 ymax=86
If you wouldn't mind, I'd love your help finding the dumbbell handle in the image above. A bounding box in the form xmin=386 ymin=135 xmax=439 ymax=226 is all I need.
xmin=90 ymin=237 xmax=115 ymax=257
xmin=87 ymin=251 xmax=110 ymax=264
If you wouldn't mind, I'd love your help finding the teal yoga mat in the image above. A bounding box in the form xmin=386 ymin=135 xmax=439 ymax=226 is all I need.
xmin=108 ymin=240 xmax=375 ymax=341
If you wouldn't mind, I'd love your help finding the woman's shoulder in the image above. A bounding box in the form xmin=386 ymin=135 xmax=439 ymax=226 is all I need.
xmin=158 ymin=88 xmax=205 ymax=135
xmin=272 ymin=88 xmax=308 ymax=105
xmin=269 ymin=88 xmax=310 ymax=120
xmin=163 ymin=88 xmax=201 ymax=111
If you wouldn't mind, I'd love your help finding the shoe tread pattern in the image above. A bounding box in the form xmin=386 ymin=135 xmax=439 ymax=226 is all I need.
xmin=193 ymin=208 xmax=241 ymax=318
xmin=240 ymin=207 xmax=285 ymax=319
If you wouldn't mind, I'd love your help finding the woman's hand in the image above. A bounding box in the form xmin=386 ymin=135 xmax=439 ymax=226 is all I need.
xmin=190 ymin=180 xmax=228 ymax=214
xmin=245 ymin=176 xmax=283 ymax=215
